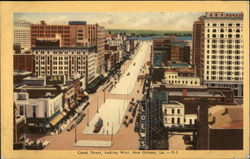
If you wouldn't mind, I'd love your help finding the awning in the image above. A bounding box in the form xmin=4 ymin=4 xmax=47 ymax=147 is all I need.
xmin=49 ymin=113 xmax=64 ymax=127
xmin=64 ymin=107 xmax=70 ymax=113
xmin=61 ymin=111 xmax=67 ymax=116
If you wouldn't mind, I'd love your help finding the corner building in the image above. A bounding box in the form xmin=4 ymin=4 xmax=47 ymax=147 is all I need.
xmin=193 ymin=12 xmax=244 ymax=98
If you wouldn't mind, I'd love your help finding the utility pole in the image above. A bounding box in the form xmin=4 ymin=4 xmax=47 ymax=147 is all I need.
xmin=87 ymin=107 xmax=89 ymax=127
xmin=97 ymin=94 xmax=99 ymax=113
xmin=111 ymin=122 xmax=113 ymax=146
xmin=75 ymin=121 xmax=77 ymax=143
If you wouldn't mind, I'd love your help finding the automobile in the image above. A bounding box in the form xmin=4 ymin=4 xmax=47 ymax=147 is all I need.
xmin=125 ymin=115 xmax=128 ymax=119
xmin=125 ymin=123 xmax=129 ymax=127
xmin=186 ymin=146 xmax=194 ymax=150
xmin=127 ymin=72 xmax=130 ymax=76
xmin=129 ymin=118 xmax=133 ymax=123
xmin=123 ymin=120 xmax=127 ymax=125
xmin=132 ymin=111 xmax=136 ymax=117
xmin=93 ymin=118 xmax=103 ymax=133
xmin=133 ymin=63 xmax=136 ymax=66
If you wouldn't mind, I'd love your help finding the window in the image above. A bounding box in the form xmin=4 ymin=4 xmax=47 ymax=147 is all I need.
xmin=177 ymin=118 xmax=180 ymax=124
xmin=236 ymin=34 xmax=240 ymax=38
xmin=172 ymin=118 xmax=175 ymax=124
xmin=172 ymin=109 xmax=174 ymax=114
xmin=220 ymin=29 xmax=224 ymax=32
xmin=220 ymin=34 xmax=224 ymax=38
xmin=33 ymin=106 xmax=36 ymax=118
xmin=220 ymin=23 xmax=224 ymax=27
xmin=177 ymin=109 xmax=180 ymax=114
xmin=20 ymin=106 xmax=24 ymax=115
xmin=236 ymin=23 xmax=240 ymax=26
xmin=212 ymin=29 xmax=216 ymax=32
xmin=212 ymin=34 xmax=216 ymax=38
xmin=228 ymin=23 xmax=232 ymax=27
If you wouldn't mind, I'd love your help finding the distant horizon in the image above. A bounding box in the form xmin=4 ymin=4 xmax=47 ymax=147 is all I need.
xmin=14 ymin=12 xmax=203 ymax=31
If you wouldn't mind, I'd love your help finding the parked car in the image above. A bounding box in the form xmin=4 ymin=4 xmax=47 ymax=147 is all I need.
xmin=132 ymin=111 xmax=136 ymax=117
xmin=129 ymin=118 xmax=133 ymax=123
xmin=127 ymin=72 xmax=130 ymax=76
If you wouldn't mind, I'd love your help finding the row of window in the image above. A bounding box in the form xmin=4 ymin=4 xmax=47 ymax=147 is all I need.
xmin=207 ymin=44 xmax=242 ymax=49
xmin=207 ymin=76 xmax=242 ymax=81
xmin=207 ymin=61 xmax=242 ymax=65
xmin=206 ymin=66 xmax=242 ymax=70
xmin=167 ymin=80 xmax=199 ymax=85
xmin=207 ymin=34 xmax=241 ymax=38
xmin=206 ymin=71 xmax=241 ymax=75
xmin=207 ymin=50 xmax=242 ymax=54
xmin=207 ymin=39 xmax=241 ymax=43
xmin=207 ymin=29 xmax=241 ymax=33
xmin=207 ymin=55 xmax=242 ymax=60
xmin=207 ymin=23 xmax=242 ymax=27
xmin=31 ymin=26 xmax=70 ymax=29
xmin=34 ymin=51 xmax=87 ymax=55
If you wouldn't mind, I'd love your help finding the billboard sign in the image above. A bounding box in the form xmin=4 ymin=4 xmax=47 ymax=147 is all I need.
xmin=46 ymin=75 xmax=65 ymax=85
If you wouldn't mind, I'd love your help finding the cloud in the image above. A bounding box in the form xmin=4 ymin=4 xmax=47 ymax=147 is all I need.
xmin=14 ymin=12 xmax=204 ymax=31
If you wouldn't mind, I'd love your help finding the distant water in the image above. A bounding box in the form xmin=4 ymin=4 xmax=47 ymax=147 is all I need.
xmin=128 ymin=36 xmax=192 ymax=41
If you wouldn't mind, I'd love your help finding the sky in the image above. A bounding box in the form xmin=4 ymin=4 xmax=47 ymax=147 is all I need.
xmin=14 ymin=12 xmax=204 ymax=31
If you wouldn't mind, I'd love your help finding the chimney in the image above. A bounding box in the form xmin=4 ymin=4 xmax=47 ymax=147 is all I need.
xmin=182 ymin=89 xmax=188 ymax=96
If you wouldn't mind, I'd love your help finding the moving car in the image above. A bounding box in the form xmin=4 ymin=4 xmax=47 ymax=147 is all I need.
xmin=93 ymin=118 xmax=103 ymax=133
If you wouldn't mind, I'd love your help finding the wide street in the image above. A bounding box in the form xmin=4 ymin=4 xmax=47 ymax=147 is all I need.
xmin=31 ymin=41 xmax=152 ymax=150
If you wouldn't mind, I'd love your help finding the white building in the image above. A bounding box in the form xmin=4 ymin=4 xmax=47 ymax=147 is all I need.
xmin=195 ymin=12 xmax=244 ymax=97
xmin=32 ymin=46 xmax=96 ymax=84
xmin=14 ymin=92 xmax=64 ymax=131
xmin=164 ymin=69 xmax=201 ymax=86
xmin=14 ymin=20 xmax=32 ymax=51
xmin=162 ymin=101 xmax=197 ymax=128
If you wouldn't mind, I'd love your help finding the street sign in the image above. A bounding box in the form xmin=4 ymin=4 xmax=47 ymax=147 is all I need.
xmin=46 ymin=75 xmax=65 ymax=85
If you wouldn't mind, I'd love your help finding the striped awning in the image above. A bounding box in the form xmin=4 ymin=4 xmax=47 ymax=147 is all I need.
xmin=49 ymin=113 xmax=64 ymax=127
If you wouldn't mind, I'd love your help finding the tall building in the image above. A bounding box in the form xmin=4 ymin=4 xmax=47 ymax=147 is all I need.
xmin=193 ymin=12 xmax=244 ymax=97
xmin=14 ymin=20 xmax=32 ymax=51
xmin=31 ymin=21 xmax=106 ymax=74
xmin=32 ymin=46 xmax=96 ymax=83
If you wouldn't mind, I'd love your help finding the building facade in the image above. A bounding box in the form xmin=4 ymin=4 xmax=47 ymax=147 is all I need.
xmin=14 ymin=92 xmax=64 ymax=133
xmin=193 ymin=12 xmax=244 ymax=97
xmin=32 ymin=47 xmax=96 ymax=82
xmin=14 ymin=20 xmax=32 ymax=51
xmin=164 ymin=69 xmax=201 ymax=86
xmin=14 ymin=54 xmax=35 ymax=73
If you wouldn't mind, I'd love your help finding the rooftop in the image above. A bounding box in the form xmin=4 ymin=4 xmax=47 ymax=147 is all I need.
xmin=32 ymin=46 xmax=96 ymax=50
xmin=208 ymin=105 xmax=243 ymax=129
xmin=169 ymin=91 xmax=223 ymax=97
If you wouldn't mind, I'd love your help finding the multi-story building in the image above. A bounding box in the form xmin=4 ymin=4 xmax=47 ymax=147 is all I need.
xmin=32 ymin=46 xmax=96 ymax=83
xmin=14 ymin=54 xmax=35 ymax=73
xmin=164 ymin=68 xmax=201 ymax=86
xmin=193 ymin=12 xmax=244 ymax=97
xmin=207 ymin=105 xmax=243 ymax=150
xmin=14 ymin=20 xmax=32 ymax=51
xmin=162 ymin=101 xmax=197 ymax=128
xmin=31 ymin=21 xmax=106 ymax=74
xmin=14 ymin=92 xmax=64 ymax=133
